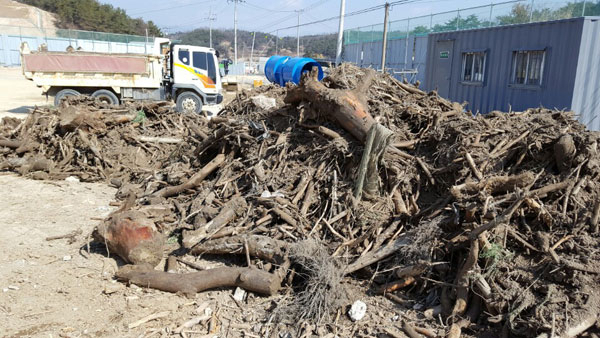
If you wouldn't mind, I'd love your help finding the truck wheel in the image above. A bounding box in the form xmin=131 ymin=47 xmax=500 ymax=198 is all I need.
xmin=176 ymin=92 xmax=203 ymax=114
xmin=92 ymin=89 xmax=119 ymax=105
xmin=54 ymin=89 xmax=80 ymax=106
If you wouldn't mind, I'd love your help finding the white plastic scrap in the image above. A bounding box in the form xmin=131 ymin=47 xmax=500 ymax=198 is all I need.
xmin=260 ymin=190 xmax=285 ymax=198
xmin=251 ymin=95 xmax=277 ymax=111
xmin=348 ymin=300 xmax=367 ymax=321
xmin=233 ymin=287 xmax=247 ymax=302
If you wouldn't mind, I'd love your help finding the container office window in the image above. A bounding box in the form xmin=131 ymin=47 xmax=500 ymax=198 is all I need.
xmin=461 ymin=52 xmax=486 ymax=83
xmin=511 ymin=50 xmax=545 ymax=86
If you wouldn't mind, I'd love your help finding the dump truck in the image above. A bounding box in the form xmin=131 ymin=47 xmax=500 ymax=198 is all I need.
xmin=20 ymin=38 xmax=223 ymax=114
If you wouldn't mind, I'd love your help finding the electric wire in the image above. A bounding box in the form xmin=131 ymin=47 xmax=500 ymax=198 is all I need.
xmin=129 ymin=0 xmax=217 ymax=16
xmin=267 ymin=0 xmax=421 ymax=33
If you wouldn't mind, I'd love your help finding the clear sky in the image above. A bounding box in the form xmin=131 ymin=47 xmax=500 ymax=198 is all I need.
xmin=98 ymin=0 xmax=540 ymax=36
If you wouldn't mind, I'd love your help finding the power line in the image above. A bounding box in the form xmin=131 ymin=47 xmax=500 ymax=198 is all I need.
xmin=129 ymin=0 xmax=217 ymax=16
xmin=267 ymin=0 xmax=420 ymax=33
xmin=303 ymin=11 xmax=338 ymax=31
xmin=250 ymin=12 xmax=298 ymax=32
xmin=244 ymin=0 xmax=331 ymax=32
xmin=241 ymin=0 xmax=330 ymax=14
xmin=240 ymin=2 xmax=296 ymax=13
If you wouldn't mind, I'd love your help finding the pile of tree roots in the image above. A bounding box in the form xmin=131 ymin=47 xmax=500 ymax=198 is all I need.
xmin=1 ymin=64 xmax=599 ymax=337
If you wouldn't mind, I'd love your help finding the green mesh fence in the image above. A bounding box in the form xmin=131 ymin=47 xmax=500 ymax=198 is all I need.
xmin=344 ymin=0 xmax=598 ymax=45
xmin=0 ymin=25 xmax=153 ymax=44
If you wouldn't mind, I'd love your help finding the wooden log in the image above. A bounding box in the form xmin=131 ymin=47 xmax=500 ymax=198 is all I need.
xmin=116 ymin=265 xmax=281 ymax=297
xmin=392 ymin=139 xmax=419 ymax=149
xmin=272 ymin=207 xmax=297 ymax=227
xmin=157 ymin=154 xmax=225 ymax=198
xmin=451 ymin=172 xmax=535 ymax=199
xmin=136 ymin=136 xmax=182 ymax=144
xmin=0 ymin=139 xmax=21 ymax=149
xmin=285 ymin=67 xmax=376 ymax=142
xmin=452 ymin=239 xmax=479 ymax=317
xmin=190 ymin=235 xmax=289 ymax=265
xmin=393 ymin=190 xmax=409 ymax=215
xmin=317 ymin=126 xmax=341 ymax=139
xmin=591 ymin=198 xmax=600 ymax=233
xmin=465 ymin=152 xmax=483 ymax=181
xmin=344 ymin=234 xmax=411 ymax=275
xmin=182 ymin=196 xmax=247 ymax=248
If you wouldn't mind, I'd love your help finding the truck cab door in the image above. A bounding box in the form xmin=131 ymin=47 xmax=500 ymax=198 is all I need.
xmin=172 ymin=46 xmax=196 ymax=86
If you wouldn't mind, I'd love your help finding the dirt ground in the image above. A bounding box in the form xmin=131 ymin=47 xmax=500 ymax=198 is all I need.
xmin=0 ymin=67 xmax=50 ymax=119
xmin=0 ymin=174 xmax=227 ymax=337
xmin=0 ymin=173 xmax=400 ymax=337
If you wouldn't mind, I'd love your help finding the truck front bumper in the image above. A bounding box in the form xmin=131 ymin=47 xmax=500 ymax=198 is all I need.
xmin=206 ymin=93 xmax=223 ymax=105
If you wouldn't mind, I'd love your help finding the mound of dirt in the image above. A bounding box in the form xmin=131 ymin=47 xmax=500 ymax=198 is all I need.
xmin=0 ymin=0 xmax=57 ymax=34
xmin=1 ymin=64 xmax=599 ymax=337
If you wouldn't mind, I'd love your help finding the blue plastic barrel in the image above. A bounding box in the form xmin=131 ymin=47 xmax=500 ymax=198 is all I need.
xmin=280 ymin=57 xmax=323 ymax=85
xmin=264 ymin=55 xmax=290 ymax=85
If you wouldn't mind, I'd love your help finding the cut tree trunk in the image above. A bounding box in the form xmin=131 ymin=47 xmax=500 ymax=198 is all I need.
xmin=284 ymin=67 xmax=376 ymax=142
xmin=116 ymin=264 xmax=281 ymax=297
xmin=92 ymin=210 xmax=164 ymax=267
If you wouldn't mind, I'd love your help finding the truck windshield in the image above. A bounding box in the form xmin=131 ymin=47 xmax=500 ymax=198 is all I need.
xmin=207 ymin=53 xmax=216 ymax=83
xmin=193 ymin=51 xmax=207 ymax=71
xmin=192 ymin=51 xmax=217 ymax=83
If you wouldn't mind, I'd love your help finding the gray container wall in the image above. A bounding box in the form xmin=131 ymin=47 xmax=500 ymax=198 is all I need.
xmin=342 ymin=35 xmax=428 ymax=84
xmin=571 ymin=17 xmax=600 ymax=131
xmin=0 ymin=34 xmax=153 ymax=66
xmin=424 ymin=17 xmax=586 ymax=116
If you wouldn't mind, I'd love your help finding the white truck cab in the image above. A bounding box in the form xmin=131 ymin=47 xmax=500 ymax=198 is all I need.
xmin=169 ymin=44 xmax=223 ymax=113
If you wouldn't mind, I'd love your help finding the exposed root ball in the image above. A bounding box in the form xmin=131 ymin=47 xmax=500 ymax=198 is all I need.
xmin=283 ymin=240 xmax=346 ymax=323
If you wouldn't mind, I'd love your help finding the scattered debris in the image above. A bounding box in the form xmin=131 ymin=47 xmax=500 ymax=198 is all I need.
xmin=233 ymin=287 xmax=247 ymax=302
xmin=348 ymin=300 xmax=367 ymax=322
xmin=1 ymin=64 xmax=600 ymax=337
xmin=128 ymin=310 xmax=170 ymax=329
xmin=250 ymin=95 xmax=277 ymax=111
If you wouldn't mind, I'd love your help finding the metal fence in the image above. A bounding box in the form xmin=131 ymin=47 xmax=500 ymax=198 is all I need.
xmin=0 ymin=25 xmax=155 ymax=66
xmin=343 ymin=36 xmax=428 ymax=84
xmin=341 ymin=0 xmax=597 ymax=83
xmin=344 ymin=0 xmax=596 ymax=45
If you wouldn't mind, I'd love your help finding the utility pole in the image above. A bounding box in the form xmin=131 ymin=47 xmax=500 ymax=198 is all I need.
xmin=296 ymin=10 xmax=301 ymax=57
xmin=529 ymin=0 xmax=534 ymax=22
xmin=335 ymin=0 xmax=346 ymax=65
xmin=250 ymin=32 xmax=256 ymax=67
xmin=381 ymin=3 xmax=390 ymax=72
xmin=275 ymin=29 xmax=279 ymax=54
xmin=228 ymin=0 xmax=245 ymax=64
xmin=206 ymin=7 xmax=216 ymax=49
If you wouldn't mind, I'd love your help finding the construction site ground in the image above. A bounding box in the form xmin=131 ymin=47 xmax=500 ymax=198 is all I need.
xmin=0 ymin=67 xmax=269 ymax=337
xmin=0 ymin=67 xmax=166 ymax=337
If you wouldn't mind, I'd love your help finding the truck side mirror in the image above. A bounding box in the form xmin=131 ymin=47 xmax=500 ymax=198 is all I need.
xmin=215 ymin=50 xmax=220 ymax=58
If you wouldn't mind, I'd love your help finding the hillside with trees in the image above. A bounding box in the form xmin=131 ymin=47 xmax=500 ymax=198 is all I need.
xmin=415 ymin=1 xmax=600 ymax=35
xmin=172 ymin=28 xmax=337 ymax=60
xmin=17 ymin=0 xmax=162 ymax=36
